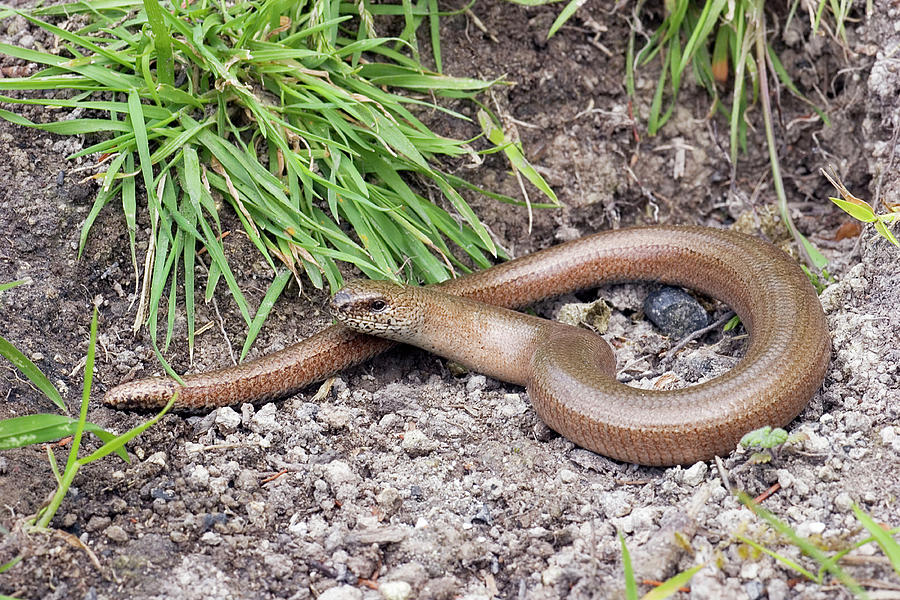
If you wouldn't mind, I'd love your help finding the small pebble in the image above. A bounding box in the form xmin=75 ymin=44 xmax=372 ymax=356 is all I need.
xmin=215 ymin=407 xmax=242 ymax=432
xmin=767 ymin=578 xmax=790 ymax=600
xmin=466 ymin=375 xmax=486 ymax=392
xmin=150 ymin=488 xmax=176 ymax=501
xmin=498 ymin=393 xmax=527 ymax=417
xmin=86 ymin=516 xmax=111 ymax=533
xmin=169 ymin=530 xmax=189 ymax=543
xmin=471 ymin=503 xmax=492 ymax=525
xmin=541 ymin=565 xmax=563 ymax=586
xmin=420 ymin=577 xmax=458 ymax=600
xmin=200 ymin=531 xmax=222 ymax=546
xmin=379 ymin=581 xmax=413 ymax=600
xmin=250 ymin=403 xmax=280 ymax=433
xmin=376 ymin=487 xmax=403 ymax=515
xmin=409 ymin=486 xmax=425 ymax=501
xmin=319 ymin=405 xmax=352 ymax=429
xmin=558 ymin=468 xmax=577 ymax=484
xmin=188 ymin=464 xmax=210 ymax=487
xmin=324 ymin=460 xmax=358 ymax=487
xmin=145 ymin=452 xmax=167 ymax=468
xmin=682 ymin=461 xmax=708 ymax=486
xmin=401 ymin=430 xmax=435 ymax=457
xmin=740 ymin=561 xmax=760 ymax=580
xmin=557 ymin=298 xmax=611 ymax=333
xmin=643 ymin=286 xmax=708 ymax=338
xmin=744 ymin=580 xmax=765 ymax=600
xmin=776 ymin=469 xmax=794 ymax=489
xmin=103 ymin=525 xmax=129 ymax=543
xmin=796 ymin=521 xmax=826 ymax=537
xmin=599 ymin=491 xmax=631 ymax=518
xmin=318 ymin=585 xmax=362 ymax=600
xmin=482 ymin=477 xmax=504 ymax=500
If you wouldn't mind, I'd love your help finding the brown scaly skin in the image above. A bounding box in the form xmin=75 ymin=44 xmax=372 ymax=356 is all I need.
xmin=106 ymin=226 xmax=830 ymax=465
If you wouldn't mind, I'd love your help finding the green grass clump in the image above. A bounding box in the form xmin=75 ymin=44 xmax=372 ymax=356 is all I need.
xmin=622 ymin=0 xmax=850 ymax=270
xmin=621 ymin=0 xmax=850 ymax=156
xmin=0 ymin=0 xmax=556 ymax=356
xmin=738 ymin=492 xmax=900 ymax=599
xmin=0 ymin=281 xmax=174 ymax=530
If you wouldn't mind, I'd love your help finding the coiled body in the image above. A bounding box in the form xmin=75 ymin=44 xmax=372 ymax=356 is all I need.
xmin=106 ymin=226 xmax=830 ymax=465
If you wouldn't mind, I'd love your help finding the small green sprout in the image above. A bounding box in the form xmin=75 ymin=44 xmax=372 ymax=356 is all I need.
xmin=823 ymin=168 xmax=899 ymax=247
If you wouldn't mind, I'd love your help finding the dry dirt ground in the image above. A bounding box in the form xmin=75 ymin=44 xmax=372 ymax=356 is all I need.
xmin=1 ymin=1 xmax=899 ymax=599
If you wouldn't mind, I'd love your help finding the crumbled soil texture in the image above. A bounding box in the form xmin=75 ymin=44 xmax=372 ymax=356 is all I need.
xmin=1 ymin=1 xmax=899 ymax=599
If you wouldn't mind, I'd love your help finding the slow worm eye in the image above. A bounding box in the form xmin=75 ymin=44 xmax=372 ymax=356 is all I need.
xmin=371 ymin=299 xmax=387 ymax=312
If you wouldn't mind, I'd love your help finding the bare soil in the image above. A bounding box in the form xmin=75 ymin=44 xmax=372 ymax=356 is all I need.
xmin=1 ymin=1 xmax=898 ymax=599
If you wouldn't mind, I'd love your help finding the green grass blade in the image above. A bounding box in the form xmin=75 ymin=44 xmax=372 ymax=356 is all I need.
xmin=477 ymin=109 xmax=559 ymax=205
xmin=0 ymin=335 xmax=65 ymax=411
xmin=0 ymin=280 xmax=27 ymax=293
xmin=851 ymin=504 xmax=900 ymax=576
xmin=427 ymin=0 xmax=441 ymax=71
xmin=620 ymin=532 xmax=638 ymax=600
xmin=0 ymin=107 xmax=131 ymax=134
xmin=735 ymin=534 xmax=818 ymax=581
xmin=0 ymin=414 xmax=79 ymax=448
xmin=643 ymin=564 xmax=703 ymax=600
xmin=31 ymin=0 xmax=144 ymax=17
xmin=874 ymin=220 xmax=900 ymax=246
xmin=127 ymin=90 xmax=159 ymax=216
xmin=15 ymin=10 xmax=134 ymax=70
xmin=0 ymin=555 xmax=23 ymax=574
xmin=65 ymin=304 xmax=100 ymax=471
xmin=547 ymin=0 xmax=586 ymax=38
xmin=6 ymin=49 xmax=143 ymax=90
xmin=0 ymin=414 xmax=127 ymax=461
xmin=78 ymin=395 xmax=176 ymax=464
xmin=239 ymin=269 xmax=291 ymax=361
xmin=739 ymin=492 xmax=867 ymax=597
xmin=180 ymin=200 xmax=198 ymax=361
xmin=676 ymin=0 xmax=726 ymax=75
xmin=142 ymin=0 xmax=174 ymax=85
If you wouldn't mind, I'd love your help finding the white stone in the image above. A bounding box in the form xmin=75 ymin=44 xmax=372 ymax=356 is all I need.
xmin=247 ymin=501 xmax=266 ymax=523
xmin=803 ymin=430 xmax=830 ymax=452
xmin=200 ymin=531 xmax=222 ymax=545
xmin=318 ymin=585 xmax=363 ymax=600
xmin=796 ymin=521 xmax=826 ymax=538
xmin=250 ymin=403 xmax=280 ymax=433
xmin=776 ymin=469 xmax=793 ymax=489
xmin=740 ymin=561 xmax=760 ymax=579
xmin=559 ymin=469 xmax=578 ymax=484
xmin=682 ymin=461 xmax=708 ymax=486
xmin=401 ymin=430 xmax=436 ymax=457
xmin=482 ymin=477 xmax=504 ymax=499
xmin=834 ymin=492 xmax=854 ymax=512
xmin=498 ymin=393 xmax=527 ymax=417
xmin=541 ymin=565 xmax=563 ymax=586
xmin=324 ymin=460 xmax=359 ymax=487
xmin=146 ymin=451 xmax=167 ymax=467
xmin=188 ymin=464 xmax=209 ymax=486
xmin=379 ymin=581 xmax=413 ymax=600
xmin=599 ymin=490 xmax=631 ymax=518
xmin=215 ymin=406 xmax=242 ymax=431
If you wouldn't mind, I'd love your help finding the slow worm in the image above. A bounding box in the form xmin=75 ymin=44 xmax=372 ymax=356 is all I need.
xmin=105 ymin=226 xmax=830 ymax=465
